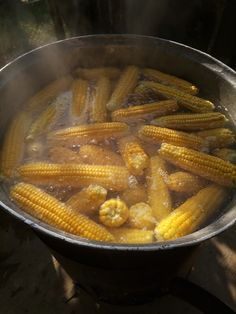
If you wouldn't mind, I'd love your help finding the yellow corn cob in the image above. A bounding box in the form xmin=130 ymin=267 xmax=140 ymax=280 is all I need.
xmin=26 ymin=105 xmax=57 ymax=141
xmin=75 ymin=67 xmax=121 ymax=80
xmin=26 ymin=75 xmax=73 ymax=112
xmin=159 ymin=143 xmax=236 ymax=187
xmin=48 ymin=122 xmax=129 ymax=146
xmin=1 ymin=112 xmax=31 ymax=177
xmin=147 ymin=156 xmax=172 ymax=221
xmin=71 ymin=79 xmax=89 ymax=117
xmin=212 ymin=148 xmax=236 ymax=164
xmin=195 ymin=128 xmax=235 ymax=149
xmin=152 ymin=113 xmax=227 ymax=131
xmin=167 ymin=171 xmax=207 ymax=194
xmin=136 ymin=81 xmax=214 ymax=113
xmin=66 ymin=184 xmax=107 ymax=215
xmin=138 ymin=125 xmax=206 ymax=151
xmin=154 ymin=184 xmax=227 ymax=241
xmin=10 ymin=182 xmax=114 ymax=242
xmin=121 ymin=185 xmax=147 ymax=206
xmin=49 ymin=147 xmax=84 ymax=164
xmin=111 ymin=100 xmax=179 ymax=123
xmin=107 ymin=66 xmax=140 ymax=111
xmin=26 ymin=141 xmax=44 ymax=159
xmin=99 ymin=198 xmax=129 ymax=227
xmin=142 ymin=68 xmax=199 ymax=95
xmin=110 ymin=228 xmax=154 ymax=244
xmin=91 ymin=76 xmax=111 ymax=123
xmin=118 ymin=135 xmax=149 ymax=175
xmin=79 ymin=144 xmax=124 ymax=166
xmin=129 ymin=202 xmax=156 ymax=230
xmin=17 ymin=163 xmax=129 ymax=191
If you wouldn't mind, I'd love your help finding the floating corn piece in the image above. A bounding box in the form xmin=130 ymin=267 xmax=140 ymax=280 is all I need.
xmin=79 ymin=144 xmax=124 ymax=166
xmin=99 ymin=198 xmax=129 ymax=227
xmin=10 ymin=182 xmax=114 ymax=242
xmin=71 ymin=79 xmax=89 ymax=117
xmin=129 ymin=202 xmax=156 ymax=230
xmin=167 ymin=171 xmax=207 ymax=194
xmin=26 ymin=140 xmax=44 ymax=160
xmin=195 ymin=128 xmax=235 ymax=149
xmin=136 ymin=81 xmax=214 ymax=113
xmin=26 ymin=75 xmax=73 ymax=112
xmin=66 ymin=184 xmax=107 ymax=215
xmin=147 ymin=156 xmax=172 ymax=221
xmin=154 ymin=184 xmax=227 ymax=241
xmin=1 ymin=112 xmax=31 ymax=177
xmin=17 ymin=163 xmax=129 ymax=191
xmin=139 ymin=125 xmax=206 ymax=151
xmin=111 ymin=100 xmax=179 ymax=123
xmin=118 ymin=135 xmax=149 ymax=175
xmin=159 ymin=143 xmax=236 ymax=187
xmin=107 ymin=66 xmax=140 ymax=111
xmin=49 ymin=147 xmax=84 ymax=164
xmin=48 ymin=122 xmax=129 ymax=146
xmin=121 ymin=185 xmax=147 ymax=206
xmin=90 ymin=77 xmax=111 ymax=123
xmin=75 ymin=67 xmax=121 ymax=80
xmin=142 ymin=68 xmax=199 ymax=95
xmin=212 ymin=148 xmax=236 ymax=164
xmin=110 ymin=228 xmax=154 ymax=244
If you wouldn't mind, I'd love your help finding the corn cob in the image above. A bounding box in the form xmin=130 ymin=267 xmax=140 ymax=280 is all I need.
xmin=159 ymin=143 xmax=236 ymax=187
xmin=49 ymin=147 xmax=84 ymax=164
xmin=111 ymin=100 xmax=179 ymax=123
xmin=71 ymin=79 xmax=89 ymax=117
xmin=66 ymin=184 xmax=107 ymax=215
xmin=147 ymin=156 xmax=172 ymax=221
xmin=110 ymin=228 xmax=154 ymax=244
xmin=212 ymin=148 xmax=236 ymax=164
xmin=121 ymin=185 xmax=147 ymax=206
xmin=10 ymin=182 xmax=114 ymax=242
xmin=139 ymin=125 xmax=206 ymax=151
xmin=154 ymin=184 xmax=227 ymax=241
xmin=26 ymin=76 xmax=73 ymax=112
xmin=91 ymin=77 xmax=111 ymax=123
xmin=142 ymin=68 xmax=199 ymax=95
xmin=75 ymin=67 xmax=121 ymax=80
xmin=48 ymin=122 xmax=129 ymax=146
xmin=167 ymin=171 xmax=207 ymax=194
xmin=152 ymin=113 xmax=227 ymax=131
xmin=136 ymin=81 xmax=214 ymax=113
xmin=26 ymin=141 xmax=44 ymax=160
xmin=107 ymin=66 xmax=140 ymax=111
xmin=99 ymin=198 xmax=129 ymax=227
xmin=1 ymin=113 xmax=31 ymax=177
xmin=129 ymin=202 xmax=156 ymax=230
xmin=17 ymin=163 xmax=129 ymax=191
xmin=118 ymin=135 xmax=149 ymax=175
xmin=195 ymin=128 xmax=235 ymax=149
xmin=79 ymin=144 xmax=124 ymax=166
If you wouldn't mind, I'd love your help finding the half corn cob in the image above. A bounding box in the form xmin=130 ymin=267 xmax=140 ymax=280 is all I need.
xmin=75 ymin=67 xmax=121 ymax=80
xmin=152 ymin=112 xmax=227 ymax=130
xmin=136 ymin=81 xmax=214 ymax=113
xmin=195 ymin=128 xmax=235 ymax=149
xmin=159 ymin=143 xmax=236 ymax=187
xmin=10 ymin=182 xmax=114 ymax=242
xmin=139 ymin=125 xmax=207 ymax=151
xmin=99 ymin=198 xmax=129 ymax=227
xmin=107 ymin=66 xmax=140 ymax=111
xmin=118 ymin=136 xmax=149 ymax=175
xmin=142 ymin=68 xmax=199 ymax=95
xmin=111 ymin=100 xmax=179 ymax=123
xmin=129 ymin=202 xmax=156 ymax=230
xmin=79 ymin=144 xmax=124 ymax=166
xmin=147 ymin=156 xmax=172 ymax=221
xmin=121 ymin=184 xmax=147 ymax=206
xmin=212 ymin=148 xmax=236 ymax=164
xmin=49 ymin=147 xmax=84 ymax=164
xmin=17 ymin=163 xmax=129 ymax=191
xmin=154 ymin=184 xmax=227 ymax=241
xmin=48 ymin=122 xmax=129 ymax=146
xmin=71 ymin=79 xmax=89 ymax=117
xmin=110 ymin=228 xmax=154 ymax=244
xmin=66 ymin=184 xmax=107 ymax=215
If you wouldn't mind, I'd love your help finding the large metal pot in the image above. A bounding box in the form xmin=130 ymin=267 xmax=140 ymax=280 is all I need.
xmin=0 ymin=35 xmax=236 ymax=303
